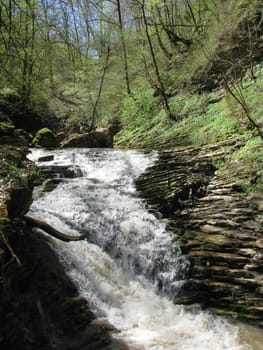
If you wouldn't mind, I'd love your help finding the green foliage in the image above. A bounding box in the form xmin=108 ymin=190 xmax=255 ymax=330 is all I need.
xmin=241 ymin=66 xmax=263 ymax=125
xmin=169 ymin=93 xmax=210 ymax=120
xmin=8 ymin=164 xmax=20 ymax=176
xmin=170 ymin=0 xmax=261 ymax=90
xmin=0 ymin=89 xmax=20 ymax=115
xmin=117 ymin=57 xmax=263 ymax=150
xmin=0 ymin=217 xmax=9 ymax=223
xmin=188 ymin=106 xmax=239 ymax=145
xmin=116 ymin=88 xmax=241 ymax=148
xmin=120 ymin=88 xmax=158 ymax=127
xmin=0 ymin=121 xmax=15 ymax=136
xmin=222 ymin=136 xmax=263 ymax=193
xmin=0 ymin=0 xmax=261 ymax=140
xmin=234 ymin=137 xmax=262 ymax=161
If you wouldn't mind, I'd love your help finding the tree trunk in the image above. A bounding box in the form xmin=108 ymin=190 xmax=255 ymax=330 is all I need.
xmin=116 ymin=0 xmax=131 ymax=95
xmin=90 ymin=45 xmax=111 ymax=129
xmin=225 ymin=82 xmax=263 ymax=140
xmin=141 ymin=0 xmax=175 ymax=121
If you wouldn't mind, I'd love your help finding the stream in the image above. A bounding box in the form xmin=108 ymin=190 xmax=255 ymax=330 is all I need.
xmin=28 ymin=148 xmax=263 ymax=350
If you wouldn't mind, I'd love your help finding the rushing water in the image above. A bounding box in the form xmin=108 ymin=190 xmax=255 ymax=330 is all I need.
xmin=28 ymin=148 xmax=263 ymax=350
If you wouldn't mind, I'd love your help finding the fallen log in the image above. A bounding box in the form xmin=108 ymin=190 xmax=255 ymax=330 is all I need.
xmin=24 ymin=215 xmax=86 ymax=242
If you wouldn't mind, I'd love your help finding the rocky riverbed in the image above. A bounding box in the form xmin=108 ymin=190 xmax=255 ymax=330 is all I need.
xmin=136 ymin=139 xmax=263 ymax=327
xmin=1 ymin=137 xmax=262 ymax=349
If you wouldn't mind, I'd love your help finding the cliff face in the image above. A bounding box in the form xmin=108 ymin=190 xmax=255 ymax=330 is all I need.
xmin=136 ymin=140 xmax=263 ymax=327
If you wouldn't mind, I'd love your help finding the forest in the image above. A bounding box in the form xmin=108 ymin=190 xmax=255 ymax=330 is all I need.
xmin=0 ymin=0 xmax=261 ymax=135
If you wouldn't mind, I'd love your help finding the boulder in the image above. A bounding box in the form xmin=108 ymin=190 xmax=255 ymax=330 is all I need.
xmin=32 ymin=128 xmax=57 ymax=148
xmin=38 ymin=155 xmax=54 ymax=162
xmin=60 ymin=132 xmax=93 ymax=148
xmin=93 ymin=127 xmax=114 ymax=147
xmin=60 ymin=127 xmax=113 ymax=148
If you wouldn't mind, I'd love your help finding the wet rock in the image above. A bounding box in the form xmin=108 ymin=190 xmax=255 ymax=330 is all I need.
xmin=64 ymin=166 xmax=83 ymax=178
xmin=136 ymin=140 xmax=263 ymax=327
xmin=42 ymin=179 xmax=63 ymax=193
xmin=60 ymin=127 xmax=114 ymax=148
xmin=38 ymin=155 xmax=54 ymax=162
xmin=7 ymin=185 xmax=34 ymax=217
xmin=38 ymin=164 xmax=83 ymax=179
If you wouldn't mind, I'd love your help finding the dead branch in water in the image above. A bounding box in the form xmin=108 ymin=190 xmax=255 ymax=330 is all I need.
xmin=24 ymin=215 xmax=85 ymax=242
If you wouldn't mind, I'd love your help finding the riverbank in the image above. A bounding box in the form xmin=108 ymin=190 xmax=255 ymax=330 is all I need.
xmin=135 ymin=139 xmax=263 ymax=327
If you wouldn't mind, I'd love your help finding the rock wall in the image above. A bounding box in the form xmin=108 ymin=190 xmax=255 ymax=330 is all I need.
xmin=136 ymin=140 xmax=263 ymax=327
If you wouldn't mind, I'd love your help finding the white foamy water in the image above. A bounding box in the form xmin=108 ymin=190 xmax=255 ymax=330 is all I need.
xmin=28 ymin=148 xmax=263 ymax=350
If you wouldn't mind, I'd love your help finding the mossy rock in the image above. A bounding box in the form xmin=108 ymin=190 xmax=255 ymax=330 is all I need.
xmin=0 ymin=120 xmax=15 ymax=136
xmin=32 ymin=128 xmax=57 ymax=148
xmin=42 ymin=179 xmax=62 ymax=193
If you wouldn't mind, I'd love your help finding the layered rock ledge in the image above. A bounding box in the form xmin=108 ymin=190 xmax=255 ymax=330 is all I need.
xmin=136 ymin=139 xmax=263 ymax=327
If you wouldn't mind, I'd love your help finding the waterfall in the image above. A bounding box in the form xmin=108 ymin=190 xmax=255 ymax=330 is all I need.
xmin=28 ymin=148 xmax=262 ymax=350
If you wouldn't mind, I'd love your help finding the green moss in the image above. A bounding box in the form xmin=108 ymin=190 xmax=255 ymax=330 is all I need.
xmin=32 ymin=127 xmax=52 ymax=142
xmin=0 ymin=217 xmax=9 ymax=223
xmin=0 ymin=121 xmax=15 ymax=136
xmin=32 ymin=127 xmax=56 ymax=148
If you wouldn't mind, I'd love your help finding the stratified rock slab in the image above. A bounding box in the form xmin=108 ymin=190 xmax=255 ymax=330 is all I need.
xmin=136 ymin=139 xmax=263 ymax=327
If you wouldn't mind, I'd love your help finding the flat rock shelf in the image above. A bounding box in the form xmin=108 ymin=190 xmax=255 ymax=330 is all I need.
xmin=136 ymin=140 xmax=263 ymax=327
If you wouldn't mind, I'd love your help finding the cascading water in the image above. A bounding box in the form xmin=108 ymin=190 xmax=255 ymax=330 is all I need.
xmin=28 ymin=148 xmax=263 ymax=350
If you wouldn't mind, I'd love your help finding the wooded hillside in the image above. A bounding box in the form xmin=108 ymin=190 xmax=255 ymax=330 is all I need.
xmin=0 ymin=0 xmax=262 ymax=129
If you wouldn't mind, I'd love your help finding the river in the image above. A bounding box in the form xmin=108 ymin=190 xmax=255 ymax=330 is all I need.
xmin=28 ymin=148 xmax=263 ymax=350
